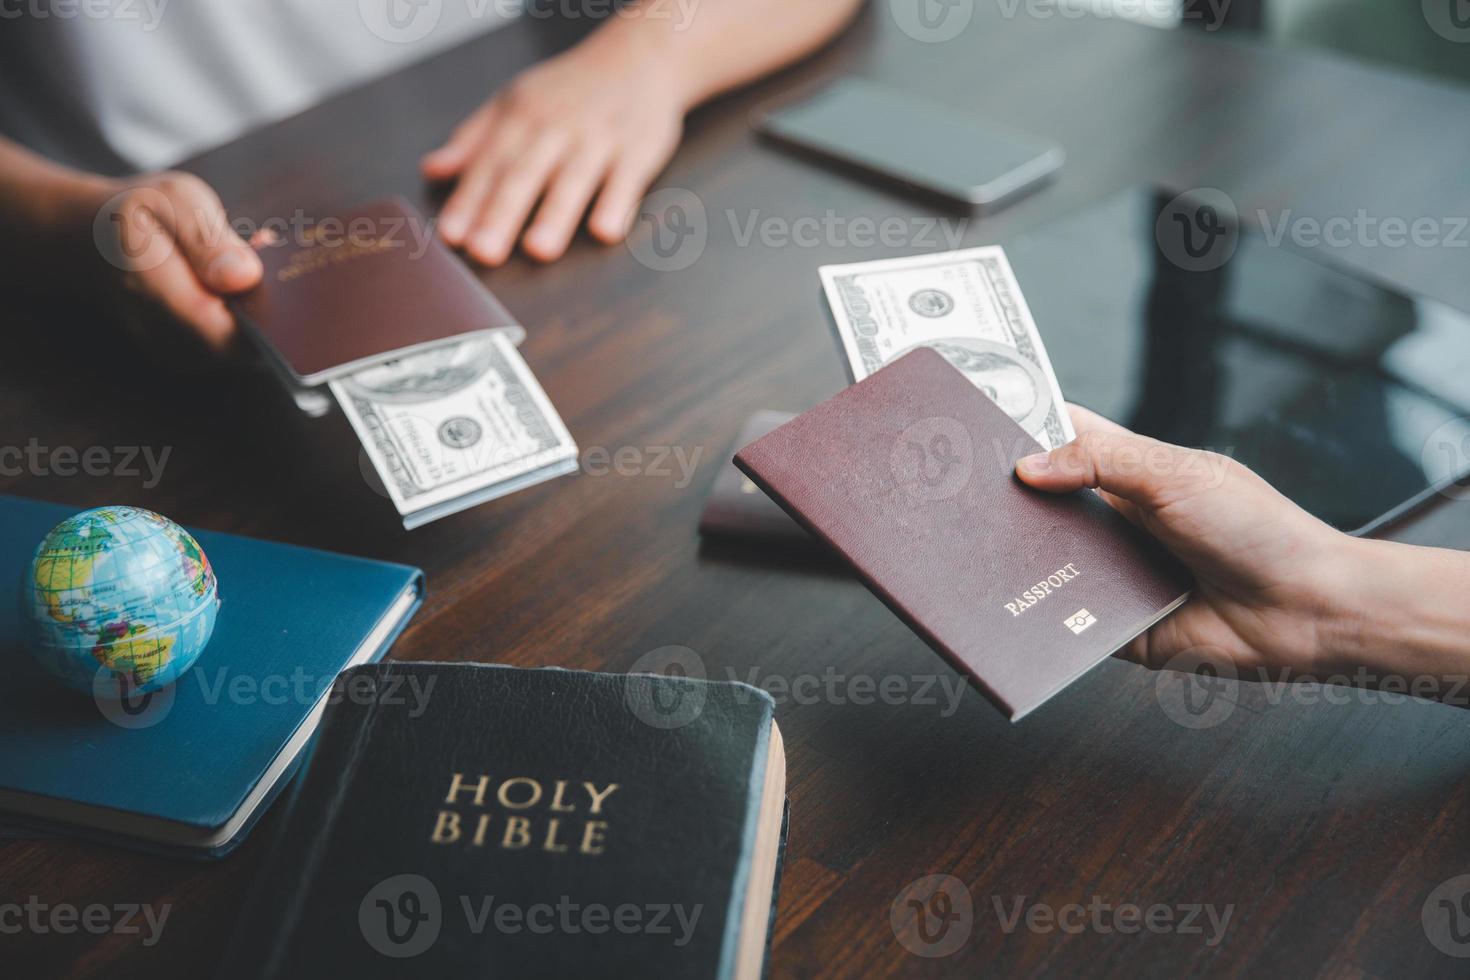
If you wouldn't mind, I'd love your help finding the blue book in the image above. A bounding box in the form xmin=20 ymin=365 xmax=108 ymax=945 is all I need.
xmin=0 ymin=495 xmax=424 ymax=859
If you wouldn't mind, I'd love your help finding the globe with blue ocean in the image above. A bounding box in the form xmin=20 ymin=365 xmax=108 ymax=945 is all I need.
xmin=20 ymin=506 xmax=219 ymax=696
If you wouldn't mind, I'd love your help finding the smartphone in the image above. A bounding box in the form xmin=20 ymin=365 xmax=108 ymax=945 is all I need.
xmin=753 ymin=78 xmax=1063 ymax=210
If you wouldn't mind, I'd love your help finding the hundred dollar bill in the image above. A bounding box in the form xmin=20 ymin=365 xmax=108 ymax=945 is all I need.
xmin=819 ymin=246 xmax=1075 ymax=450
xmin=331 ymin=332 xmax=578 ymax=529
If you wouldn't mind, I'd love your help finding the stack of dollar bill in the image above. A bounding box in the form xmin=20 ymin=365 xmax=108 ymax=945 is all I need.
xmin=323 ymin=332 xmax=578 ymax=529
xmin=819 ymin=246 xmax=1074 ymax=451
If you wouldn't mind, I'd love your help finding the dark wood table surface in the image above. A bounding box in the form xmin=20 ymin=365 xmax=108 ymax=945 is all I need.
xmin=6 ymin=6 xmax=1470 ymax=978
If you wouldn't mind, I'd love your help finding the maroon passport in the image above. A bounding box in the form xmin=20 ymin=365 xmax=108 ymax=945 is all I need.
xmin=233 ymin=197 xmax=522 ymax=386
xmin=734 ymin=348 xmax=1191 ymax=721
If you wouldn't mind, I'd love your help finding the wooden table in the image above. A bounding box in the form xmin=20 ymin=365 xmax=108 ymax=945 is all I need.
xmin=6 ymin=6 xmax=1470 ymax=977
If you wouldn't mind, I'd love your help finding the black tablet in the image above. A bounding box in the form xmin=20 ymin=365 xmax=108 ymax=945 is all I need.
xmin=1006 ymin=187 xmax=1470 ymax=534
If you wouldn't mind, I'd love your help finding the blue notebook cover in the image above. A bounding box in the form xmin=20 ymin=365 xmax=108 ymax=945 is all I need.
xmin=0 ymin=495 xmax=424 ymax=859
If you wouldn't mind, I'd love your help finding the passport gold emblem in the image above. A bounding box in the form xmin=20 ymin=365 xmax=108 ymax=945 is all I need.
xmin=1064 ymin=609 xmax=1098 ymax=635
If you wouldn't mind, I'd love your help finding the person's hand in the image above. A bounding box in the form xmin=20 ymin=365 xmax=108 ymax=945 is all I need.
xmin=1014 ymin=405 xmax=1364 ymax=676
xmin=85 ymin=170 xmax=263 ymax=351
xmin=421 ymin=35 xmax=686 ymax=266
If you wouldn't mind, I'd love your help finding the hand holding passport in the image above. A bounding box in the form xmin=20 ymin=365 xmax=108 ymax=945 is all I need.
xmin=735 ymin=326 xmax=1192 ymax=721
xmin=231 ymin=198 xmax=579 ymax=529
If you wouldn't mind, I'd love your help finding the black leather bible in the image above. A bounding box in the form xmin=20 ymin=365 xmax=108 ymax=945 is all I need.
xmin=219 ymin=662 xmax=787 ymax=980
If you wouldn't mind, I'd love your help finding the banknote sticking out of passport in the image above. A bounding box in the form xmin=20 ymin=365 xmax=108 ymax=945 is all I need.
xmin=735 ymin=348 xmax=1192 ymax=722
xmin=230 ymin=196 xmax=577 ymax=529
xmin=232 ymin=196 xmax=524 ymax=387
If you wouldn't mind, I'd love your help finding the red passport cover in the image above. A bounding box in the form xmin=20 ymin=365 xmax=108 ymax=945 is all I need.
xmin=734 ymin=348 xmax=1192 ymax=721
xmin=232 ymin=197 xmax=520 ymax=385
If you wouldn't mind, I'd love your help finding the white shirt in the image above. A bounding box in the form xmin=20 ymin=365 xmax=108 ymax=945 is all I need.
xmin=0 ymin=0 xmax=519 ymax=172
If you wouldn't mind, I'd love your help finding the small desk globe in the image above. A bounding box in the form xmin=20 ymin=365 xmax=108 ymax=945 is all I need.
xmin=20 ymin=506 xmax=219 ymax=696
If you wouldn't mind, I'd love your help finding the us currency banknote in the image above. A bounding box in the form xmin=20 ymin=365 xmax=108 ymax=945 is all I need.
xmin=820 ymin=246 xmax=1075 ymax=450
xmin=331 ymin=332 xmax=578 ymax=529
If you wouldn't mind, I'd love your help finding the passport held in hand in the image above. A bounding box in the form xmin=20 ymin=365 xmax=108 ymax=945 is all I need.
xmin=735 ymin=348 xmax=1191 ymax=721
xmin=232 ymin=197 xmax=524 ymax=387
